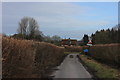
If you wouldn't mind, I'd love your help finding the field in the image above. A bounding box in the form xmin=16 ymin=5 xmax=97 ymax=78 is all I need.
xmin=2 ymin=36 xmax=65 ymax=78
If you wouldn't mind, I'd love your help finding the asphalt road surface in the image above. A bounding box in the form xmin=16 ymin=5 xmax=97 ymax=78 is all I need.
xmin=53 ymin=54 xmax=92 ymax=79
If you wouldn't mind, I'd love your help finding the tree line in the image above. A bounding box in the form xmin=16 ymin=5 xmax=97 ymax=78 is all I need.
xmin=9 ymin=16 xmax=120 ymax=45
xmin=91 ymin=25 xmax=120 ymax=44
xmin=12 ymin=17 xmax=61 ymax=46
xmin=81 ymin=25 xmax=120 ymax=45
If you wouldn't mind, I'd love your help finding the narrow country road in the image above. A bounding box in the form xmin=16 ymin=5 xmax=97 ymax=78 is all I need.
xmin=53 ymin=54 xmax=92 ymax=79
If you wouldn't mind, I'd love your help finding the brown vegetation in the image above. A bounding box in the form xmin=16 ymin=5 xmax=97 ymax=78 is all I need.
xmin=2 ymin=36 xmax=65 ymax=78
xmin=64 ymin=46 xmax=82 ymax=52
xmin=89 ymin=44 xmax=120 ymax=67
xmin=64 ymin=44 xmax=120 ymax=68
xmin=2 ymin=35 xmax=120 ymax=78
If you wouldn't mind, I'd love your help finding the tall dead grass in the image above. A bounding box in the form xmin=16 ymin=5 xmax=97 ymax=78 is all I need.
xmin=2 ymin=36 xmax=65 ymax=78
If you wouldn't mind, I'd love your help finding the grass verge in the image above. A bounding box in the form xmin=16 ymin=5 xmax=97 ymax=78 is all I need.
xmin=79 ymin=54 xmax=120 ymax=80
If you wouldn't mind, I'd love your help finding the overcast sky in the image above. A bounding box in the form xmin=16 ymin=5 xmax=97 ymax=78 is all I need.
xmin=2 ymin=2 xmax=118 ymax=40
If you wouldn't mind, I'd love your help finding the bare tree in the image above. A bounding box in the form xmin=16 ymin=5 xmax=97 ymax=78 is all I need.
xmin=28 ymin=18 xmax=39 ymax=38
xmin=17 ymin=17 xmax=41 ymax=39
xmin=17 ymin=17 xmax=28 ymax=35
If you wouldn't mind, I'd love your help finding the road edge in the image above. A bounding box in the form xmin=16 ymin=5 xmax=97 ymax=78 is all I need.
xmin=76 ymin=55 xmax=98 ymax=80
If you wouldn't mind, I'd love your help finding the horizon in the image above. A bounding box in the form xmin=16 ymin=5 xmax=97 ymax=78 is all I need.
xmin=2 ymin=2 xmax=118 ymax=40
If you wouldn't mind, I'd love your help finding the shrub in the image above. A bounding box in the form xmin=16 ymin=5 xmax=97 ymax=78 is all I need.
xmin=64 ymin=46 xmax=82 ymax=52
xmin=34 ymin=42 xmax=65 ymax=77
xmin=89 ymin=44 xmax=120 ymax=67
xmin=2 ymin=36 xmax=65 ymax=78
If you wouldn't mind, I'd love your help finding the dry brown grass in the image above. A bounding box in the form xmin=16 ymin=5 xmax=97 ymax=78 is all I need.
xmin=2 ymin=36 xmax=65 ymax=78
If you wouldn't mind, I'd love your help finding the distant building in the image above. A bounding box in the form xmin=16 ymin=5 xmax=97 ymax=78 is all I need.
xmin=87 ymin=39 xmax=92 ymax=46
xmin=61 ymin=38 xmax=77 ymax=46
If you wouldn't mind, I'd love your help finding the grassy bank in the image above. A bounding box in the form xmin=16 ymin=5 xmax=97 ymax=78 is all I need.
xmin=2 ymin=36 xmax=65 ymax=78
xmin=79 ymin=54 xmax=120 ymax=79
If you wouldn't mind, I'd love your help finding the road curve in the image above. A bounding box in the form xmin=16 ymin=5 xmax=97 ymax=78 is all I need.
xmin=53 ymin=54 xmax=92 ymax=78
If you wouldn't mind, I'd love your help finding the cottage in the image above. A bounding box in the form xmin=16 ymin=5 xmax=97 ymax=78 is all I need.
xmin=61 ymin=38 xmax=77 ymax=46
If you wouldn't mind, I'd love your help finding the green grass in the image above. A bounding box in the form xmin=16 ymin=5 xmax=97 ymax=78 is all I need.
xmin=79 ymin=54 xmax=120 ymax=79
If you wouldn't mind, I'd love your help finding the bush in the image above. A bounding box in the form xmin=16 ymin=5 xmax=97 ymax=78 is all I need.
xmin=34 ymin=42 xmax=65 ymax=77
xmin=64 ymin=46 xmax=82 ymax=52
xmin=2 ymin=36 xmax=65 ymax=78
xmin=2 ymin=37 xmax=35 ymax=78
xmin=89 ymin=44 xmax=120 ymax=67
